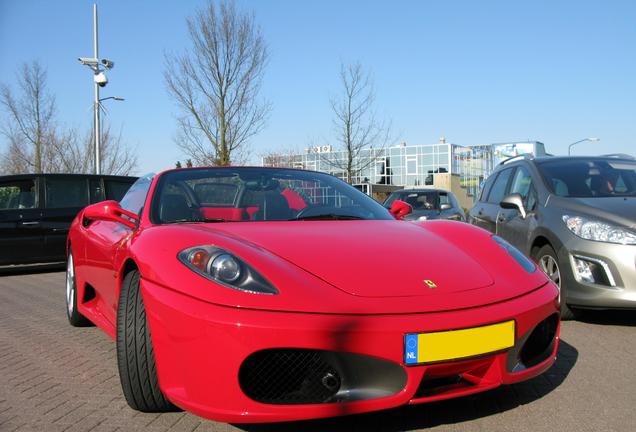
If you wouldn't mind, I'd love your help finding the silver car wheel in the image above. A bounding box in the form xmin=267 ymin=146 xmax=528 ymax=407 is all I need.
xmin=539 ymin=255 xmax=560 ymax=285
xmin=539 ymin=254 xmax=561 ymax=304
xmin=66 ymin=253 xmax=75 ymax=316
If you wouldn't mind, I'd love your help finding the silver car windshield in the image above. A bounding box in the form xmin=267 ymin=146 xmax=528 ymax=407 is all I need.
xmin=538 ymin=159 xmax=636 ymax=198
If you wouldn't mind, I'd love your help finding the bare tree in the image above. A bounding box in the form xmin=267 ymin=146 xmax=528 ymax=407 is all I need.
xmin=329 ymin=62 xmax=392 ymax=184
xmin=261 ymin=146 xmax=304 ymax=168
xmin=164 ymin=0 xmax=269 ymax=166
xmin=0 ymin=61 xmax=137 ymax=176
xmin=0 ymin=61 xmax=55 ymax=174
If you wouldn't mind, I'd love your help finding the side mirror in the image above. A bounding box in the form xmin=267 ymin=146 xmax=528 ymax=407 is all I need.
xmin=83 ymin=200 xmax=139 ymax=229
xmin=389 ymin=199 xmax=413 ymax=219
xmin=440 ymin=203 xmax=452 ymax=211
xmin=500 ymin=193 xmax=527 ymax=219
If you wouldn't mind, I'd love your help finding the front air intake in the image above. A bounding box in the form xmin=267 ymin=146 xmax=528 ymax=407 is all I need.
xmin=239 ymin=349 xmax=341 ymax=405
xmin=239 ymin=348 xmax=407 ymax=405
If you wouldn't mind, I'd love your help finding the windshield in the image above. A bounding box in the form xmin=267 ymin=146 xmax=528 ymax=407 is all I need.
xmin=150 ymin=167 xmax=393 ymax=223
xmin=537 ymin=158 xmax=636 ymax=198
xmin=385 ymin=191 xmax=443 ymax=210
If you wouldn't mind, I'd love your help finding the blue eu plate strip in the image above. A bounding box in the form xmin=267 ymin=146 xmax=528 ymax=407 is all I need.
xmin=405 ymin=333 xmax=418 ymax=365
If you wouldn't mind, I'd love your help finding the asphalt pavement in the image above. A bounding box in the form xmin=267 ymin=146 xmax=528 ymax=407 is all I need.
xmin=1 ymin=270 xmax=635 ymax=432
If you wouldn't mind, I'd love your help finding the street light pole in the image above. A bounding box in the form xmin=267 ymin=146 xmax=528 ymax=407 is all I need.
xmin=568 ymin=137 xmax=599 ymax=156
xmin=93 ymin=3 xmax=101 ymax=175
xmin=79 ymin=3 xmax=117 ymax=175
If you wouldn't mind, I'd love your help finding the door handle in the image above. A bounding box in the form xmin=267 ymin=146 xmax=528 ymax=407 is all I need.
xmin=20 ymin=221 xmax=40 ymax=226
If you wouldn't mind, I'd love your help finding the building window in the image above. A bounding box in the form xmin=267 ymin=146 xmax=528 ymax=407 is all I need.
xmin=406 ymin=155 xmax=417 ymax=175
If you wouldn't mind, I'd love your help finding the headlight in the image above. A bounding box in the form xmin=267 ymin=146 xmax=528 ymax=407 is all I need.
xmin=178 ymin=246 xmax=278 ymax=294
xmin=562 ymin=215 xmax=636 ymax=245
xmin=492 ymin=235 xmax=536 ymax=273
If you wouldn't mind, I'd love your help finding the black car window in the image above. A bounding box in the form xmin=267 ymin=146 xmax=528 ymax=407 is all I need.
xmin=105 ymin=180 xmax=135 ymax=201
xmin=89 ymin=179 xmax=104 ymax=203
xmin=486 ymin=168 xmax=513 ymax=204
xmin=120 ymin=174 xmax=154 ymax=215
xmin=45 ymin=177 xmax=89 ymax=209
xmin=0 ymin=179 xmax=37 ymax=210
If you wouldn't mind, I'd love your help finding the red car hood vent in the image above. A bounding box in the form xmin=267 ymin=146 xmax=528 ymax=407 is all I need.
xmin=211 ymin=221 xmax=494 ymax=298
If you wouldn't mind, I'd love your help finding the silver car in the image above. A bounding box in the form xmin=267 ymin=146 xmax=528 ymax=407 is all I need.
xmin=468 ymin=155 xmax=636 ymax=319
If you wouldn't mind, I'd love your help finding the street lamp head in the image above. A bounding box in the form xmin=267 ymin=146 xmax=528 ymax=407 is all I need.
xmin=113 ymin=96 xmax=124 ymax=101
xmin=568 ymin=137 xmax=601 ymax=155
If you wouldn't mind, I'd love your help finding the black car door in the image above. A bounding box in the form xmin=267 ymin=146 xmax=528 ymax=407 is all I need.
xmin=0 ymin=177 xmax=46 ymax=265
xmin=40 ymin=176 xmax=90 ymax=261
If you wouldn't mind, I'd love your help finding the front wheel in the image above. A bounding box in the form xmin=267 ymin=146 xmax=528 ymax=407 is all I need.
xmin=66 ymin=249 xmax=93 ymax=327
xmin=116 ymin=270 xmax=180 ymax=412
xmin=535 ymin=244 xmax=577 ymax=320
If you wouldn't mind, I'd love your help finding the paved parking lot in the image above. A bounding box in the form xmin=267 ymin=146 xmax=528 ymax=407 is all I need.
xmin=1 ymin=270 xmax=635 ymax=432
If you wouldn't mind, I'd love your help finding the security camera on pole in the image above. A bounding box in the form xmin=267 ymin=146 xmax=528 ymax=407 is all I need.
xmin=78 ymin=3 xmax=116 ymax=175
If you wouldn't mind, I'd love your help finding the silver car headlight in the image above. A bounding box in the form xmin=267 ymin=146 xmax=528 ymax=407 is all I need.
xmin=562 ymin=215 xmax=636 ymax=245
xmin=178 ymin=246 xmax=278 ymax=294
xmin=492 ymin=235 xmax=536 ymax=273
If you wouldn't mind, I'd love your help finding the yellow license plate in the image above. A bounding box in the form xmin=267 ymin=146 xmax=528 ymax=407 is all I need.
xmin=404 ymin=320 xmax=515 ymax=365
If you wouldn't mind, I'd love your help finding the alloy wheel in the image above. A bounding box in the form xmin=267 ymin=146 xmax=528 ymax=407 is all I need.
xmin=66 ymin=253 xmax=75 ymax=316
xmin=539 ymin=254 xmax=561 ymax=287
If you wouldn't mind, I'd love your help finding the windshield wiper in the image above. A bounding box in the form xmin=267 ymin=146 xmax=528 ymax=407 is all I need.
xmin=292 ymin=214 xmax=365 ymax=221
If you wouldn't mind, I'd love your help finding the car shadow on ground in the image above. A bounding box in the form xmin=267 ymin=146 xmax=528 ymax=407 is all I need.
xmin=0 ymin=263 xmax=64 ymax=276
xmin=575 ymin=309 xmax=636 ymax=327
xmin=235 ymin=340 xmax=578 ymax=432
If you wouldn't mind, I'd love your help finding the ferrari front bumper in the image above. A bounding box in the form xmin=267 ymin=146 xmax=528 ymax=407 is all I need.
xmin=141 ymin=279 xmax=560 ymax=423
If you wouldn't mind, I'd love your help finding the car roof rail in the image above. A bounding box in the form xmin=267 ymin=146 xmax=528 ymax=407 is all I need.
xmin=498 ymin=154 xmax=534 ymax=166
xmin=600 ymin=153 xmax=635 ymax=160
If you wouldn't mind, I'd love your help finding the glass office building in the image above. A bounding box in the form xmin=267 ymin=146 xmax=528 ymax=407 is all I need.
xmin=263 ymin=140 xmax=545 ymax=203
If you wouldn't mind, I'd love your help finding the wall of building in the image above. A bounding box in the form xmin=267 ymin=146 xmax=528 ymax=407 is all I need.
xmin=263 ymin=140 xmax=545 ymax=207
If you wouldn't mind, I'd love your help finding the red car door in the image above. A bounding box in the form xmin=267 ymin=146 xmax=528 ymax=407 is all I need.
xmin=81 ymin=220 xmax=133 ymax=326
xmin=80 ymin=175 xmax=153 ymax=327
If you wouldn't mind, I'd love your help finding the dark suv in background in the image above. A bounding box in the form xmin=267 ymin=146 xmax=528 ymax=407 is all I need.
xmin=0 ymin=174 xmax=137 ymax=267
xmin=469 ymin=155 xmax=636 ymax=319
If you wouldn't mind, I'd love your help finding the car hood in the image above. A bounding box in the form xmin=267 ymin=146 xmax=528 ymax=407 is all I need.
xmin=549 ymin=196 xmax=636 ymax=229
xmin=136 ymin=220 xmax=552 ymax=314
xmin=210 ymin=220 xmax=494 ymax=298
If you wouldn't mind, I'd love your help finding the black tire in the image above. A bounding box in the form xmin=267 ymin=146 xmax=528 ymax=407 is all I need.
xmin=65 ymin=249 xmax=93 ymax=327
xmin=534 ymin=244 xmax=577 ymax=320
xmin=116 ymin=270 xmax=180 ymax=412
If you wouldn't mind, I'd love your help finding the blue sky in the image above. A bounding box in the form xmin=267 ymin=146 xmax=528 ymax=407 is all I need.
xmin=1 ymin=0 xmax=635 ymax=175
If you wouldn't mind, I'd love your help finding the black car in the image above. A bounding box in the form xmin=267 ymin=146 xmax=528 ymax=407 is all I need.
xmin=0 ymin=173 xmax=137 ymax=266
xmin=383 ymin=188 xmax=465 ymax=221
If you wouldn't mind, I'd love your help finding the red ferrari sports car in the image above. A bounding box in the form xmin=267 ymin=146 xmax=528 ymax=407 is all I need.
xmin=66 ymin=167 xmax=560 ymax=423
